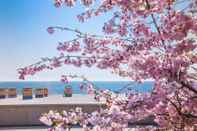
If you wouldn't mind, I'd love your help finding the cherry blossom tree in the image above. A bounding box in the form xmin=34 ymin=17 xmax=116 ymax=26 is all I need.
xmin=18 ymin=0 xmax=197 ymax=130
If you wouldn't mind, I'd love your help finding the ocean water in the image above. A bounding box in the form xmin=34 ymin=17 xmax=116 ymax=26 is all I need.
xmin=0 ymin=81 xmax=154 ymax=95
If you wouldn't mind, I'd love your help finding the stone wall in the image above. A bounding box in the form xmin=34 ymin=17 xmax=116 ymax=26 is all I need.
xmin=0 ymin=104 xmax=105 ymax=126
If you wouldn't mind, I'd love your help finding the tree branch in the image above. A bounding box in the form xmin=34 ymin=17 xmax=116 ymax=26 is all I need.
xmin=145 ymin=0 xmax=166 ymax=48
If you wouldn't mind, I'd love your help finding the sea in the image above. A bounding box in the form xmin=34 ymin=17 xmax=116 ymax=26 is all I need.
xmin=0 ymin=81 xmax=154 ymax=95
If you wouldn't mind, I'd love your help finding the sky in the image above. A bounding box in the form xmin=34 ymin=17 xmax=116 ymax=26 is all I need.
xmin=0 ymin=0 xmax=130 ymax=81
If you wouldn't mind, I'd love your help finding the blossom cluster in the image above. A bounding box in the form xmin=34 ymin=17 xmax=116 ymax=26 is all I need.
xmin=18 ymin=0 xmax=197 ymax=130
xmin=40 ymin=76 xmax=197 ymax=130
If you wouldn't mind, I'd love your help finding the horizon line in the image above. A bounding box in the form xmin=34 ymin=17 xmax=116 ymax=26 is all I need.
xmin=0 ymin=80 xmax=155 ymax=82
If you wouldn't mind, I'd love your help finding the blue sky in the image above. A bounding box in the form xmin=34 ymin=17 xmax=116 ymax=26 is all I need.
xmin=0 ymin=0 xmax=129 ymax=81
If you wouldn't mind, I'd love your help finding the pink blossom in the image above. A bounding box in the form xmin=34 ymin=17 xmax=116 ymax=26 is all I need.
xmin=81 ymin=0 xmax=94 ymax=7
xmin=54 ymin=0 xmax=62 ymax=7
xmin=64 ymin=0 xmax=76 ymax=7
xmin=47 ymin=27 xmax=55 ymax=34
